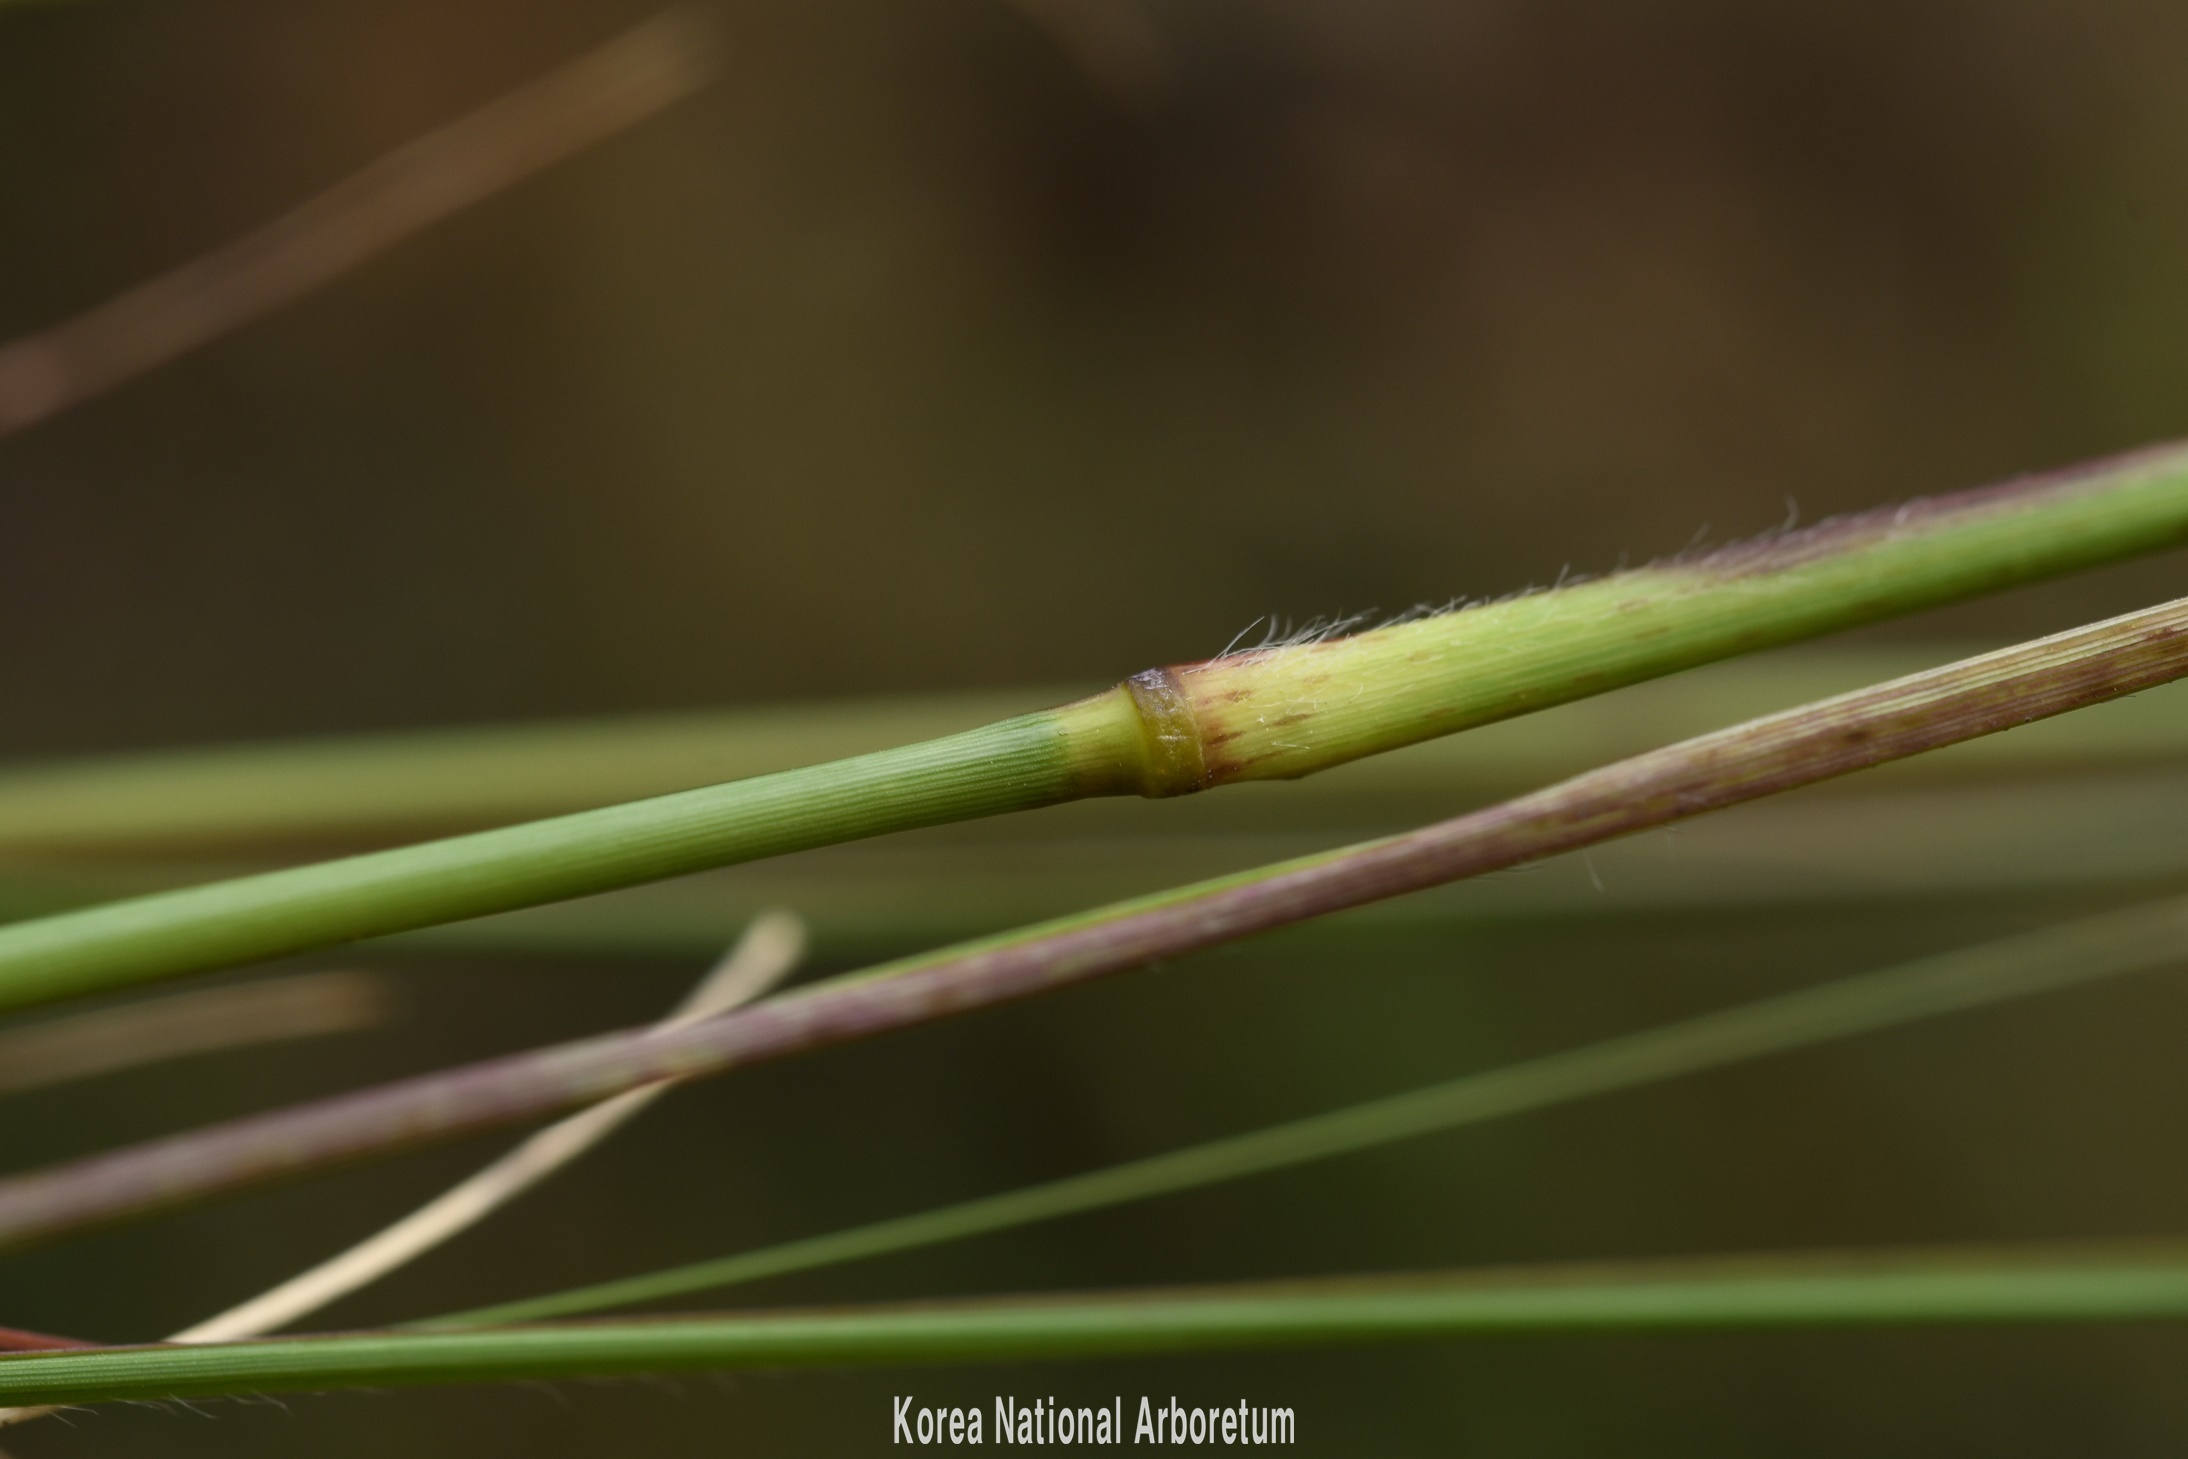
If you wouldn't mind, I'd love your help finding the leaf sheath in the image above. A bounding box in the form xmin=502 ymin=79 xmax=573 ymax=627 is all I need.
xmin=0 ymin=597 xmax=2183 ymax=1250
xmin=1 ymin=446 xmax=2186 ymax=1014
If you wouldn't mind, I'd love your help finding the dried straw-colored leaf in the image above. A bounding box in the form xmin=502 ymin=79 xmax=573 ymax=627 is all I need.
xmin=172 ymin=912 xmax=803 ymax=1344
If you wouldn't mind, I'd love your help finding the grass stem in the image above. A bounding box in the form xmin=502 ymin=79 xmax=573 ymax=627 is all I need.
xmin=2 ymin=447 xmax=2188 ymax=1016
xmin=418 ymin=891 xmax=2188 ymax=1327
xmin=0 ymin=597 xmax=2182 ymax=1249
xmin=0 ymin=11 xmax=715 ymax=440
xmin=7 ymin=1243 xmax=2188 ymax=1404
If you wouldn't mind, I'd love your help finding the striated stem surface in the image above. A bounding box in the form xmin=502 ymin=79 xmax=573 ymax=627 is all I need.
xmin=7 ymin=1244 xmax=2188 ymax=1403
xmin=1 ymin=446 xmax=2187 ymax=1015
xmin=0 ymin=597 xmax=2183 ymax=1249
xmin=422 ymin=889 xmax=2188 ymax=1327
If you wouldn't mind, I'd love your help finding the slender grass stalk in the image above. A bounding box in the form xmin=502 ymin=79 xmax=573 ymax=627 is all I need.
xmin=420 ymin=891 xmax=2188 ymax=1328
xmin=8 ymin=1244 xmax=2188 ymax=1404
xmin=0 ymin=693 xmax=1058 ymax=856
xmin=0 ymin=11 xmax=716 ymax=440
xmin=1153 ymin=445 xmax=2188 ymax=787
xmin=364 ymin=767 xmax=2188 ymax=959
xmin=2 ymin=597 xmax=2184 ymax=1251
xmin=0 ymin=918 xmax=807 ymax=1434
xmin=170 ymin=914 xmax=805 ymax=1346
xmin=10 ymin=646 xmax=2188 ymax=863
xmin=15 ymin=763 xmax=2188 ymax=965
xmin=0 ymin=971 xmax=393 ymax=1095
xmin=1 ymin=446 xmax=2187 ymax=1018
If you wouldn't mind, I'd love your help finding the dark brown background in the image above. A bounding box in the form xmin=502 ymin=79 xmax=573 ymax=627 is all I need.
xmin=2 ymin=0 xmax=2188 ymax=1452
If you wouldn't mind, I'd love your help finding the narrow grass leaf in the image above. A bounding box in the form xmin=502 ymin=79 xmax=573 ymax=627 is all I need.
xmin=420 ymin=891 xmax=2188 ymax=1327
xmin=8 ymin=1244 xmax=2188 ymax=1404
xmin=0 ymin=971 xmax=394 ymax=1095
xmin=0 ymin=599 xmax=2183 ymax=1249
xmin=2 ymin=449 xmax=2186 ymax=1016
xmin=0 ymin=12 xmax=715 ymax=440
xmin=169 ymin=913 xmax=806 ymax=1344
xmin=11 ymin=649 xmax=2188 ymax=861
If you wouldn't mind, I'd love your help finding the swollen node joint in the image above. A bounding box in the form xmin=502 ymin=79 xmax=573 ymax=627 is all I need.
xmin=1123 ymin=668 xmax=1210 ymax=797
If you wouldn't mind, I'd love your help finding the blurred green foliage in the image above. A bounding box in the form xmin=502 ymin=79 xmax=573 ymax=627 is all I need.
xmin=5 ymin=0 xmax=2188 ymax=1452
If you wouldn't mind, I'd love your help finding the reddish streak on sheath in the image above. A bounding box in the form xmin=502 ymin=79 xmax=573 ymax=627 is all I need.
xmin=0 ymin=1327 xmax=96 ymax=1353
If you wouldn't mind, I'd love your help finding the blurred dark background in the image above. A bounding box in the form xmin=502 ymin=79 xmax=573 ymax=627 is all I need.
xmin=3 ymin=0 xmax=2188 ymax=1452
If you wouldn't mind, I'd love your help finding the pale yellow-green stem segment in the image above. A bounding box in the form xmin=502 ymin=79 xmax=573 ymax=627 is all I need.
xmin=0 ymin=443 xmax=2183 ymax=1014
xmin=1141 ymin=443 xmax=2188 ymax=788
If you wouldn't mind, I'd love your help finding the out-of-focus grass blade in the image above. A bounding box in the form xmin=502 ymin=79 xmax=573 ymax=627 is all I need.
xmin=389 ymin=769 xmax=2188 ymax=960
xmin=10 ymin=769 xmax=2188 ymax=963
xmin=421 ymin=891 xmax=2188 ymax=1327
xmin=9 ymin=1243 xmax=2188 ymax=1404
xmin=0 ymin=694 xmax=1062 ymax=857
xmin=7 ymin=605 xmax=2184 ymax=1241
xmin=0 ymin=12 xmax=716 ymax=441
xmin=0 ymin=971 xmax=395 ymax=1094
xmin=7 ymin=651 xmax=2188 ymax=858
xmin=167 ymin=915 xmax=803 ymax=1346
